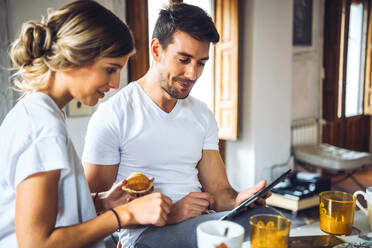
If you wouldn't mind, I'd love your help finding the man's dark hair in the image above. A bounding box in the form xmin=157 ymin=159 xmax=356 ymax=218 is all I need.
xmin=152 ymin=3 xmax=220 ymax=49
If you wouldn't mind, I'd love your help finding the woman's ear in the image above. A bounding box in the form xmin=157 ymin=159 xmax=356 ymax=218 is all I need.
xmin=150 ymin=38 xmax=162 ymax=62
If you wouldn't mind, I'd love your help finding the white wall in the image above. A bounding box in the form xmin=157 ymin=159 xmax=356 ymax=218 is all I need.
xmin=292 ymin=0 xmax=324 ymax=120
xmin=6 ymin=0 xmax=128 ymax=157
xmin=225 ymin=0 xmax=293 ymax=190
xmin=0 ymin=0 xmax=11 ymax=125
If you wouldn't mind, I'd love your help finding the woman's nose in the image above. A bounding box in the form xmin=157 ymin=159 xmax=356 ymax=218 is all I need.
xmin=108 ymin=77 xmax=120 ymax=89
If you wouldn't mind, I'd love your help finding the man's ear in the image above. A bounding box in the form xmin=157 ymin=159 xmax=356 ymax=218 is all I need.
xmin=150 ymin=38 xmax=162 ymax=62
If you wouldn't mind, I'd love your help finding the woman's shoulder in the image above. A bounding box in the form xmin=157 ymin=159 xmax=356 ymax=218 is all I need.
xmin=19 ymin=93 xmax=68 ymax=139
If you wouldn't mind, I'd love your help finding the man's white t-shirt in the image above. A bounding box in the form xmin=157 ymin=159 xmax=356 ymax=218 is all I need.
xmin=0 ymin=92 xmax=104 ymax=248
xmin=82 ymin=82 xmax=219 ymax=247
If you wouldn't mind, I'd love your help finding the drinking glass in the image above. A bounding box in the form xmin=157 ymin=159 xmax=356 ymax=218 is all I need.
xmin=319 ymin=191 xmax=356 ymax=235
xmin=250 ymin=214 xmax=291 ymax=248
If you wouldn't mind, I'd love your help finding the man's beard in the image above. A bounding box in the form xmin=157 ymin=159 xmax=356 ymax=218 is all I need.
xmin=159 ymin=73 xmax=195 ymax=100
xmin=161 ymin=84 xmax=189 ymax=99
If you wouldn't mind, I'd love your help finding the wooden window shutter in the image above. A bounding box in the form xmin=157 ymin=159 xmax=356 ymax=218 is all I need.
xmin=126 ymin=0 xmax=150 ymax=82
xmin=323 ymin=0 xmax=345 ymax=121
xmin=365 ymin=0 xmax=372 ymax=114
xmin=214 ymin=0 xmax=239 ymax=140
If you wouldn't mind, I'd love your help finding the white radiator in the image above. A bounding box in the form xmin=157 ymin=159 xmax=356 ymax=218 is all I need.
xmin=291 ymin=118 xmax=318 ymax=146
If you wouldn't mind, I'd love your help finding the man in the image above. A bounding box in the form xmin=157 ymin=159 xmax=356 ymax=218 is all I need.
xmin=83 ymin=3 xmax=278 ymax=248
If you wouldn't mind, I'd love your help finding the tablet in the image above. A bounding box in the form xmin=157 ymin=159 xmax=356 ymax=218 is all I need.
xmin=219 ymin=169 xmax=293 ymax=220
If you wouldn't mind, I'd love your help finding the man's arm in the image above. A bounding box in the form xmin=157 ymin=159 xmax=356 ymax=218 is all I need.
xmin=197 ymin=150 xmax=269 ymax=211
xmin=83 ymin=162 xmax=119 ymax=193
xmin=197 ymin=150 xmax=237 ymax=211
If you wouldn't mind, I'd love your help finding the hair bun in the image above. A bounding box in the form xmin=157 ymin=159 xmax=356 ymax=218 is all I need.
xmin=13 ymin=21 xmax=53 ymax=66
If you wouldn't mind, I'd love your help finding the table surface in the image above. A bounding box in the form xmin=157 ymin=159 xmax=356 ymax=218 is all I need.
xmin=243 ymin=210 xmax=370 ymax=248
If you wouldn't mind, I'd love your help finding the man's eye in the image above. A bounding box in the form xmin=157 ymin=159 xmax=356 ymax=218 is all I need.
xmin=179 ymin=59 xmax=189 ymax=64
xmin=106 ymin=68 xmax=116 ymax=74
xmin=198 ymin=61 xmax=205 ymax=66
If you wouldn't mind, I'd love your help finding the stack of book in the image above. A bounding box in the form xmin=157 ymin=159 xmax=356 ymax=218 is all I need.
xmin=266 ymin=171 xmax=330 ymax=212
xmin=266 ymin=192 xmax=319 ymax=212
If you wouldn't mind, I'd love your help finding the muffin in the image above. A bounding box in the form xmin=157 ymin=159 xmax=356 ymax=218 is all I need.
xmin=122 ymin=172 xmax=153 ymax=195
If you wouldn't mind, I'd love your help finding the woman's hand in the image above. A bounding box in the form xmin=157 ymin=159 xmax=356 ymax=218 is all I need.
xmin=99 ymin=177 xmax=155 ymax=211
xmin=98 ymin=179 xmax=133 ymax=211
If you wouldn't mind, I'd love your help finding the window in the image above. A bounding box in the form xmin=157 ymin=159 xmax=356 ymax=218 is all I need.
xmin=323 ymin=0 xmax=370 ymax=120
xmin=147 ymin=0 xmax=168 ymax=66
xmin=183 ymin=0 xmax=215 ymax=111
xmin=345 ymin=1 xmax=367 ymax=117
xmin=322 ymin=0 xmax=371 ymax=151
xmin=363 ymin=0 xmax=372 ymax=114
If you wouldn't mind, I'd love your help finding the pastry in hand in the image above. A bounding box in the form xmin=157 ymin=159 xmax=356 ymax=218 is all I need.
xmin=122 ymin=172 xmax=153 ymax=195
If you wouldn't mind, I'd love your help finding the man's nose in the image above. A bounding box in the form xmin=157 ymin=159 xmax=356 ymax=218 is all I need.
xmin=185 ymin=64 xmax=197 ymax=81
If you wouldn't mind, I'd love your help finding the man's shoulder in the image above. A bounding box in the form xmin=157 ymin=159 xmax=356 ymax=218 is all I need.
xmin=100 ymin=82 xmax=139 ymax=107
xmin=93 ymin=82 xmax=141 ymax=121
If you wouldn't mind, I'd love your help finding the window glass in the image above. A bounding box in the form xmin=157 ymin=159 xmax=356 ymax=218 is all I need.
xmin=148 ymin=0 xmax=169 ymax=65
xmin=345 ymin=2 xmax=365 ymax=117
xmin=183 ymin=0 xmax=214 ymax=111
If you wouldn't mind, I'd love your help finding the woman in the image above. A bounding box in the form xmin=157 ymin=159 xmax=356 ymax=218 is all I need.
xmin=0 ymin=1 xmax=172 ymax=247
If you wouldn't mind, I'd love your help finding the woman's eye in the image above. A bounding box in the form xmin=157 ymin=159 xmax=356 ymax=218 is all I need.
xmin=106 ymin=68 xmax=116 ymax=74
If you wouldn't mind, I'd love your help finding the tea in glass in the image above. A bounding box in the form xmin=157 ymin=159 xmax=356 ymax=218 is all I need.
xmin=250 ymin=215 xmax=291 ymax=248
xmin=319 ymin=191 xmax=356 ymax=235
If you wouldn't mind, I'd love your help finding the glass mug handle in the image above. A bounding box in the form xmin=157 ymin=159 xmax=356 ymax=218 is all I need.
xmin=354 ymin=191 xmax=368 ymax=216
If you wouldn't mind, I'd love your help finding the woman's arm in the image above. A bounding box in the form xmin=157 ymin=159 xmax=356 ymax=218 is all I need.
xmin=15 ymin=169 xmax=172 ymax=248
xmin=92 ymin=179 xmax=138 ymax=213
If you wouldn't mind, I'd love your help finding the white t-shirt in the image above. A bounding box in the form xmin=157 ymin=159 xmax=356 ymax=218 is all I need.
xmin=82 ymin=82 xmax=219 ymax=247
xmin=0 ymin=92 xmax=104 ymax=248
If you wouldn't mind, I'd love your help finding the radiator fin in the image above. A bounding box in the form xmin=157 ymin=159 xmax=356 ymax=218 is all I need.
xmin=291 ymin=118 xmax=318 ymax=146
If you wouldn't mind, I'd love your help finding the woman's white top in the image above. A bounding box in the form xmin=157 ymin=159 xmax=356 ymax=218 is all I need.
xmin=0 ymin=92 xmax=104 ymax=247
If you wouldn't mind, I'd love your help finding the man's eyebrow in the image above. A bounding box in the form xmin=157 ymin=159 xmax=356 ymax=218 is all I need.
xmin=177 ymin=52 xmax=209 ymax=61
xmin=108 ymin=63 xmax=123 ymax=68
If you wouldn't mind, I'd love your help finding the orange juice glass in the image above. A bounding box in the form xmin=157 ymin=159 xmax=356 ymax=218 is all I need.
xmin=250 ymin=215 xmax=291 ymax=248
xmin=319 ymin=191 xmax=356 ymax=235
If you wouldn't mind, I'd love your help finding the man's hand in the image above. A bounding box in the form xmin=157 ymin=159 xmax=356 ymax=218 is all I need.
xmin=234 ymin=180 xmax=272 ymax=208
xmin=167 ymin=192 xmax=215 ymax=224
xmin=119 ymin=192 xmax=173 ymax=227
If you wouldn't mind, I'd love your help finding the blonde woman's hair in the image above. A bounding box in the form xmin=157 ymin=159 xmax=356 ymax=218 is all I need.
xmin=10 ymin=0 xmax=135 ymax=92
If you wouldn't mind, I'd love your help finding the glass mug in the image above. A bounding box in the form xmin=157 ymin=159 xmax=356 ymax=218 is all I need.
xmin=354 ymin=187 xmax=372 ymax=231
xmin=319 ymin=191 xmax=356 ymax=235
xmin=250 ymin=215 xmax=291 ymax=248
